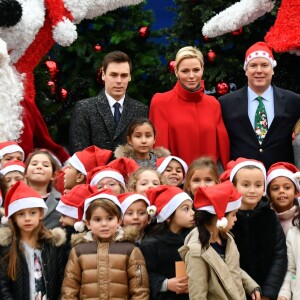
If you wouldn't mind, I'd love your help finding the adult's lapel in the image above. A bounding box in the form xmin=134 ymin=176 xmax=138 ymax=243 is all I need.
xmin=95 ymin=90 xmax=116 ymax=139
xmin=262 ymin=85 xmax=286 ymax=144
xmin=234 ymin=87 xmax=258 ymax=141
xmin=114 ymin=95 xmax=133 ymax=140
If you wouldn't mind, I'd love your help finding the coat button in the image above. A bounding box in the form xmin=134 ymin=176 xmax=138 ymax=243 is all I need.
xmin=259 ymin=148 xmax=263 ymax=153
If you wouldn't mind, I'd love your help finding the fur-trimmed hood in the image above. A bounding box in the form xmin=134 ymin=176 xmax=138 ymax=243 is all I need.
xmin=71 ymin=225 xmax=140 ymax=247
xmin=0 ymin=226 xmax=67 ymax=247
xmin=114 ymin=143 xmax=170 ymax=159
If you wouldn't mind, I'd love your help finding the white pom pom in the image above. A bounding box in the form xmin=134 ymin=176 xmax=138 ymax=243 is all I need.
xmin=216 ymin=217 xmax=228 ymax=229
xmin=147 ymin=205 xmax=157 ymax=217
xmin=53 ymin=18 xmax=78 ymax=47
xmin=74 ymin=221 xmax=85 ymax=232
xmin=294 ymin=172 xmax=300 ymax=181
xmin=1 ymin=215 xmax=9 ymax=225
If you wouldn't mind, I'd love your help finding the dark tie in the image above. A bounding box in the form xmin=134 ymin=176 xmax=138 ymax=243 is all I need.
xmin=113 ymin=102 xmax=121 ymax=124
xmin=254 ymin=96 xmax=268 ymax=144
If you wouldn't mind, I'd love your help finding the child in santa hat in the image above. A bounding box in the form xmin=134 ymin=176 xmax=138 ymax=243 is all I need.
xmin=114 ymin=117 xmax=170 ymax=168
xmin=179 ymin=181 xmax=261 ymax=300
xmin=118 ymin=192 xmax=151 ymax=244
xmin=0 ymin=160 xmax=26 ymax=208
xmin=156 ymin=156 xmax=188 ymax=187
xmin=225 ymin=157 xmax=287 ymax=299
xmin=140 ymin=185 xmax=194 ymax=299
xmin=127 ymin=166 xmax=163 ymax=196
xmin=61 ymin=189 xmax=149 ymax=299
xmin=266 ymin=162 xmax=300 ymax=235
xmin=183 ymin=156 xmax=220 ymax=198
xmin=64 ymin=146 xmax=112 ymax=191
xmin=87 ymin=157 xmax=139 ymax=195
xmin=0 ymin=181 xmax=67 ymax=299
xmin=25 ymin=148 xmax=62 ymax=229
xmin=56 ymin=184 xmax=97 ymax=253
xmin=0 ymin=141 xmax=24 ymax=168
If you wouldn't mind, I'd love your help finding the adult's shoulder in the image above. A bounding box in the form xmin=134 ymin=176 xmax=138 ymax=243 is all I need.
xmin=73 ymin=90 xmax=105 ymax=108
xmin=150 ymin=89 xmax=174 ymax=104
xmin=273 ymin=85 xmax=300 ymax=100
xmin=125 ymin=95 xmax=148 ymax=109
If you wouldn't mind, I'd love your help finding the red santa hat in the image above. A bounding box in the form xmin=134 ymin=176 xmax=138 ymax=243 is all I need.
xmin=68 ymin=146 xmax=112 ymax=176
xmin=244 ymin=41 xmax=277 ymax=70
xmin=56 ymin=184 xmax=97 ymax=219
xmin=74 ymin=188 xmax=122 ymax=232
xmin=267 ymin=162 xmax=300 ymax=192
xmin=156 ymin=156 xmax=188 ymax=176
xmin=145 ymin=185 xmax=192 ymax=223
xmin=0 ymin=161 xmax=26 ymax=176
xmin=0 ymin=141 xmax=24 ymax=161
xmin=117 ymin=192 xmax=150 ymax=214
xmin=224 ymin=157 xmax=266 ymax=187
xmin=2 ymin=181 xmax=48 ymax=224
xmin=54 ymin=165 xmax=69 ymax=195
xmin=44 ymin=0 xmax=78 ymax=47
xmin=108 ymin=157 xmax=139 ymax=182
xmin=87 ymin=166 xmax=126 ymax=189
xmin=194 ymin=181 xmax=242 ymax=229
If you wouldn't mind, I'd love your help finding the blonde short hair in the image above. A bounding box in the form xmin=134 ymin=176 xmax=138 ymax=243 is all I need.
xmin=175 ymin=46 xmax=204 ymax=69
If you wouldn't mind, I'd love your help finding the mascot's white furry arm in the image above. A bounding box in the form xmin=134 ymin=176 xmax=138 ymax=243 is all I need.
xmin=0 ymin=0 xmax=143 ymax=162
xmin=202 ymin=0 xmax=300 ymax=55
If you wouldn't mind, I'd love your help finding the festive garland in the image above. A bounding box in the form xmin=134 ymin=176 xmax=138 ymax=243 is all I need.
xmin=202 ymin=0 xmax=300 ymax=55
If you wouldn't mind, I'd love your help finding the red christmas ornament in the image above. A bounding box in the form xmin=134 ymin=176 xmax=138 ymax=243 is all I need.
xmin=94 ymin=44 xmax=102 ymax=52
xmin=216 ymin=81 xmax=230 ymax=96
xmin=168 ymin=60 xmax=176 ymax=73
xmin=139 ymin=26 xmax=150 ymax=38
xmin=45 ymin=60 xmax=58 ymax=80
xmin=207 ymin=49 xmax=216 ymax=63
xmin=202 ymin=35 xmax=210 ymax=43
xmin=231 ymin=28 xmax=243 ymax=36
xmin=60 ymin=88 xmax=68 ymax=101
xmin=48 ymin=80 xmax=56 ymax=94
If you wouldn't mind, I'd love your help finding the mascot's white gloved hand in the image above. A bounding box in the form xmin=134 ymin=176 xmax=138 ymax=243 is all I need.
xmin=202 ymin=0 xmax=275 ymax=38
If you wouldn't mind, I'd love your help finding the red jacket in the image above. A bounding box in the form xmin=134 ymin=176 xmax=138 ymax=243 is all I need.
xmin=149 ymin=80 xmax=230 ymax=167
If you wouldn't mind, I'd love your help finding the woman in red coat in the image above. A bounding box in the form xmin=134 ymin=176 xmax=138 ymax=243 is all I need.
xmin=149 ymin=46 xmax=230 ymax=168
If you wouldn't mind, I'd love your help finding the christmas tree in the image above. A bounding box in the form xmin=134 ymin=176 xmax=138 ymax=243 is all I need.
xmin=158 ymin=0 xmax=300 ymax=96
xmin=34 ymin=1 xmax=161 ymax=147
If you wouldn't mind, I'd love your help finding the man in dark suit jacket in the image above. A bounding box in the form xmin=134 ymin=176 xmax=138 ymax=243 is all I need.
xmin=219 ymin=42 xmax=300 ymax=170
xmin=69 ymin=51 xmax=148 ymax=154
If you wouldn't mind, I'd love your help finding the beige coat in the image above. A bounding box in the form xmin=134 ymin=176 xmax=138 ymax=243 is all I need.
xmin=179 ymin=227 xmax=259 ymax=300
xmin=62 ymin=228 xmax=149 ymax=300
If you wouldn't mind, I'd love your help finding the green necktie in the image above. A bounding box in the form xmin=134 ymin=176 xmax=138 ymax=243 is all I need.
xmin=254 ymin=96 xmax=268 ymax=144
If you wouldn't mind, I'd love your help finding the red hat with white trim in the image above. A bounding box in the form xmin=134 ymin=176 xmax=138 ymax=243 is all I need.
xmin=0 ymin=161 xmax=26 ymax=176
xmin=156 ymin=156 xmax=188 ymax=177
xmin=2 ymin=181 xmax=47 ymax=224
xmin=87 ymin=166 xmax=125 ymax=188
xmin=225 ymin=157 xmax=266 ymax=185
xmin=267 ymin=162 xmax=300 ymax=192
xmin=108 ymin=157 xmax=139 ymax=182
xmin=56 ymin=184 xmax=97 ymax=219
xmin=0 ymin=141 xmax=24 ymax=161
xmin=145 ymin=185 xmax=192 ymax=223
xmin=194 ymin=181 xmax=242 ymax=229
xmin=74 ymin=188 xmax=122 ymax=232
xmin=244 ymin=42 xmax=277 ymax=70
xmin=68 ymin=146 xmax=112 ymax=175
xmin=117 ymin=192 xmax=150 ymax=214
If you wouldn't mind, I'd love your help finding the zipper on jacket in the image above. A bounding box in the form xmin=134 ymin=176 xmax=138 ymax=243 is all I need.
xmin=137 ymin=265 xmax=142 ymax=286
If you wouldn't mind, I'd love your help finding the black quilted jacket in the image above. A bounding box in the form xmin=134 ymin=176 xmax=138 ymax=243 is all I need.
xmin=0 ymin=227 xmax=67 ymax=300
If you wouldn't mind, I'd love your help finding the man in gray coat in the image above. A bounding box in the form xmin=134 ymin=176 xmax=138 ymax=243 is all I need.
xmin=69 ymin=51 xmax=148 ymax=154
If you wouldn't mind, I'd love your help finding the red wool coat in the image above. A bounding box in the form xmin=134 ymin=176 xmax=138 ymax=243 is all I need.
xmin=149 ymin=80 xmax=230 ymax=166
